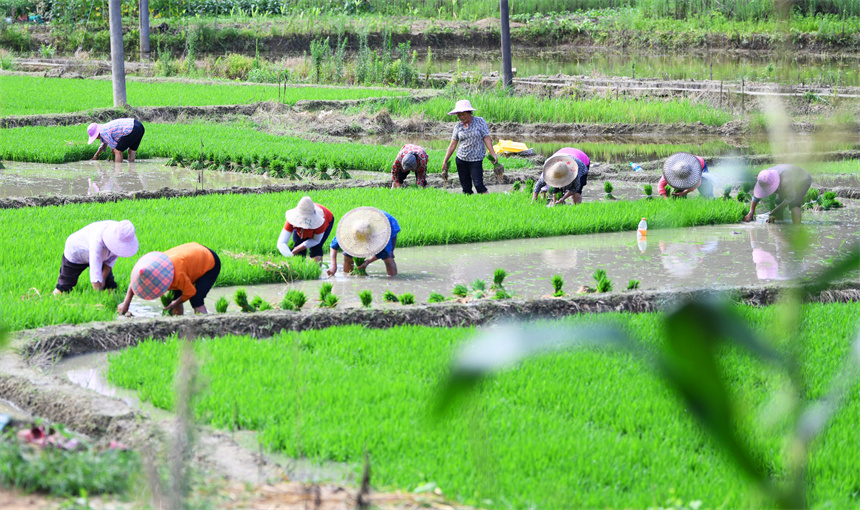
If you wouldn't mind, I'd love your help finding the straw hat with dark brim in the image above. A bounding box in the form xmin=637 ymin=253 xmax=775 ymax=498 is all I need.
xmin=542 ymin=154 xmax=582 ymax=188
xmin=662 ymin=152 xmax=704 ymax=190
xmin=285 ymin=196 xmax=325 ymax=230
xmin=335 ymin=207 xmax=391 ymax=259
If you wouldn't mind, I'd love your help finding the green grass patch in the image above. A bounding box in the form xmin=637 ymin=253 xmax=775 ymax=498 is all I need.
xmin=0 ymin=187 xmax=744 ymax=330
xmin=752 ymin=159 xmax=860 ymax=176
xmin=0 ymin=121 xmax=533 ymax=172
xmin=355 ymin=90 xmax=734 ymax=126
xmin=0 ymin=76 xmax=411 ymax=117
xmin=106 ymin=302 xmax=860 ymax=509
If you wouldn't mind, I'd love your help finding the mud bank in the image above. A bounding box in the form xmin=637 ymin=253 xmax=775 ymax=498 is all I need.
xmin=18 ymin=283 xmax=860 ymax=362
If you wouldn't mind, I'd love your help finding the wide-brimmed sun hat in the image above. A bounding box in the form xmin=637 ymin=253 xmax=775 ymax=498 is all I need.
xmin=402 ymin=153 xmax=418 ymax=171
xmin=448 ymin=99 xmax=476 ymax=115
xmin=542 ymin=154 xmax=582 ymax=188
xmin=285 ymin=196 xmax=325 ymax=230
xmin=102 ymin=220 xmax=139 ymax=258
xmin=753 ymin=168 xmax=780 ymax=199
xmin=662 ymin=152 xmax=704 ymax=190
xmin=86 ymin=123 xmax=101 ymax=145
xmin=335 ymin=207 xmax=392 ymax=258
xmin=130 ymin=252 xmax=174 ymax=300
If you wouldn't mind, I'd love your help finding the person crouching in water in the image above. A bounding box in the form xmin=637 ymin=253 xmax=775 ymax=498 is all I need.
xmin=532 ymin=149 xmax=588 ymax=206
xmin=744 ymin=165 xmax=812 ymax=224
xmin=117 ymin=242 xmax=221 ymax=315
xmin=54 ymin=220 xmax=139 ymax=295
xmin=277 ymin=196 xmax=335 ymax=264
xmin=392 ymin=144 xmax=428 ymax=189
xmin=87 ymin=118 xmax=145 ymax=163
xmin=658 ymin=152 xmax=716 ymax=199
xmin=326 ymin=207 xmax=400 ymax=277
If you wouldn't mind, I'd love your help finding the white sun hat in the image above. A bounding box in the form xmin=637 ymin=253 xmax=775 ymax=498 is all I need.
xmin=541 ymin=154 xmax=582 ymax=188
xmin=285 ymin=196 xmax=325 ymax=230
xmin=335 ymin=207 xmax=392 ymax=258
xmin=448 ymin=99 xmax=477 ymax=115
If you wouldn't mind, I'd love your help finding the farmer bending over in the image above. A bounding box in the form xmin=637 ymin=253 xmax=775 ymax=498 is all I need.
xmin=326 ymin=207 xmax=400 ymax=277
xmin=53 ymin=220 xmax=139 ymax=295
xmin=88 ymin=118 xmax=146 ymax=163
xmin=117 ymin=242 xmax=221 ymax=315
xmin=392 ymin=144 xmax=428 ymax=189
xmin=744 ymin=165 xmax=812 ymax=224
xmin=658 ymin=152 xmax=716 ymax=199
xmin=532 ymin=150 xmax=587 ymax=206
xmin=278 ymin=196 xmax=334 ymax=263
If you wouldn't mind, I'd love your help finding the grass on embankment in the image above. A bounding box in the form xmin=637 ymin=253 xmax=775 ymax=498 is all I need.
xmin=0 ymin=121 xmax=534 ymax=172
xmin=106 ymin=303 xmax=860 ymax=509
xmin=752 ymin=159 xmax=860 ymax=176
xmin=1 ymin=187 xmax=745 ymax=330
xmin=353 ymin=90 xmax=734 ymax=126
xmin=0 ymin=75 xmax=412 ymax=117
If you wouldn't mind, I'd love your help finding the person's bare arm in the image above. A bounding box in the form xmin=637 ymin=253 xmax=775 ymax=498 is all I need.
xmin=441 ymin=139 xmax=458 ymax=172
xmin=483 ymin=136 xmax=498 ymax=164
xmin=326 ymin=248 xmax=338 ymax=277
xmin=117 ymin=287 xmax=134 ymax=314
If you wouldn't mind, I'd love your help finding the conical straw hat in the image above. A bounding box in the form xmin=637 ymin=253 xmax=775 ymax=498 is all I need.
xmin=662 ymin=152 xmax=703 ymax=190
xmin=335 ymin=207 xmax=391 ymax=258
xmin=285 ymin=196 xmax=325 ymax=230
xmin=542 ymin=154 xmax=581 ymax=188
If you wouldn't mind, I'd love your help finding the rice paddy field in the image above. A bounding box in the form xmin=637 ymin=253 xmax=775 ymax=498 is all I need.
xmin=105 ymin=303 xmax=860 ymax=509
xmin=0 ymin=187 xmax=745 ymax=330
xmin=0 ymin=76 xmax=413 ymax=116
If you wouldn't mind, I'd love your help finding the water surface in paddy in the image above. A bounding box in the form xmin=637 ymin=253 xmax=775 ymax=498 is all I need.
xmin=126 ymin=204 xmax=860 ymax=317
xmin=0 ymin=159 xmax=383 ymax=198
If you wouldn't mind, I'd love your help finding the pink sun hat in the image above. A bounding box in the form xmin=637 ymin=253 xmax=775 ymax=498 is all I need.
xmin=102 ymin=220 xmax=139 ymax=258
xmin=753 ymin=168 xmax=780 ymax=199
xmin=448 ymin=99 xmax=476 ymax=115
xmin=86 ymin=123 xmax=102 ymax=145
xmin=130 ymin=252 xmax=175 ymax=300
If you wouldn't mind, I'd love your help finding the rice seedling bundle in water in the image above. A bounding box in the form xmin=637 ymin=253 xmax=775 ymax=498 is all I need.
xmin=106 ymin=303 xmax=860 ymax=509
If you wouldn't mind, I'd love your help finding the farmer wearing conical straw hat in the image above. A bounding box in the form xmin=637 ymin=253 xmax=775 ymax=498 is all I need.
xmin=117 ymin=242 xmax=221 ymax=316
xmin=278 ymin=196 xmax=335 ymax=263
xmin=87 ymin=118 xmax=146 ymax=163
xmin=53 ymin=220 xmax=139 ymax=295
xmin=532 ymin=148 xmax=590 ymax=206
xmin=326 ymin=207 xmax=401 ymax=277
xmin=744 ymin=165 xmax=812 ymax=224
xmin=658 ymin=152 xmax=716 ymax=199
xmin=391 ymin=144 xmax=429 ymax=189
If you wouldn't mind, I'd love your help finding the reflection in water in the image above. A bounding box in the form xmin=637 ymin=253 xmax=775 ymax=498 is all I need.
xmin=659 ymin=239 xmax=720 ymax=279
xmin=59 ymin=354 xmax=139 ymax=408
xmin=748 ymin=227 xmax=807 ymax=281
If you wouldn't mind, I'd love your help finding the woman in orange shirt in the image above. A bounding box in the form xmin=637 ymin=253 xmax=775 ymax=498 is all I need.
xmin=117 ymin=242 xmax=221 ymax=315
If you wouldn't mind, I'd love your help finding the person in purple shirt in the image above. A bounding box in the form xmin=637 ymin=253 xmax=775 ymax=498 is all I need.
xmin=87 ymin=118 xmax=146 ymax=163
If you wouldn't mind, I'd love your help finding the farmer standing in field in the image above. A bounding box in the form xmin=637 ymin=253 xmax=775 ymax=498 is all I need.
xmin=326 ymin=207 xmax=400 ymax=277
xmin=391 ymin=144 xmax=428 ymax=189
xmin=532 ymin=148 xmax=590 ymax=205
xmin=117 ymin=242 xmax=221 ymax=315
xmin=657 ymin=152 xmax=716 ymax=199
xmin=441 ymin=100 xmax=500 ymax=194
xmin=278 ymin=196 xmax=335 ymax=264
xmin=87 ymin=118 xmax=146 ymax=163
xmin=743 ymin=164 xmax=813 ymax=224
xmin=53 ymin=220 xmax=139 ymax=295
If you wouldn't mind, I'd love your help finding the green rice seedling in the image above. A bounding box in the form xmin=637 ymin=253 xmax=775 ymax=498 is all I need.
xmin=604 ymin=182 xmax=616 ymax=200
xmin=471 ymin=278 xmax=486 ymax=292
xmin=256 ymin=299 xmax=274 ymax=311
xmin=524 ymin=178 xmax=534 ymax=192
xmin=627 ymin=279 xmax=640 ymax=291
xmin=359 ymin=289 xmax=372 ymax=308
xmin=270 ymin=159 xmax=285 ymax=177
xmin=820 ymin=191 xmax=843 ymax=210
xmin=250 ymin=295 xmax=264 ymax=309
xmin=258 ymin=155 xmax=271 ymax=168
xmin=351 ymin=257 xmax=368 ymax=276
xmin=643 ymin=184 xmax=653 ymax=199
xmin=512 ymin=181 xmax=522 ymax=192
xmin=737 ymin=191 xmax=751 ymax=203
xmin=593 ymin=268 xmax=608 ymax=283
xmin=319 ymin=293 xmax=339 ymax=308
xmin=428 ymin=292 xmax=446 ymax=304
xmin=383 ymin=289 xmax=399 ymax=303
xmin=723 ymin=185 xmax=733 ymax=199
xmin=492 ymin=268 xmax=507 ymax=290
xmin=452 ymin=283 xmax=469 ymax=298
xmin=471 ymin=289 xmax=486 ymax=300
xmin=282 ymin=289 xmax=308 ymax=311
xmin=551 ymin=274 xmax=564 ymax=297
xmin=596 ymin=277 xmax=613 ymax=293
xmin=398 ymin=293 xmax=415 ymax=305
xmin=215 ymin=296 xmax=229 ymax=313
xmin=665 ymin=185 xmax=674 ymax=196
xmin=318 ymin=282 xmax=333 ymax=301
xmin=234 ymin=289 xmax=255 ymax=313
xmin=805 ymin=188 xmax=820 ymax=203
xmin=492 ymin=289 xmax=512 ymax=300
xmin=159 ymin=293 xmax=174 ymax=316
xmin=741 ymin=182 xmax=753 ymax=194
